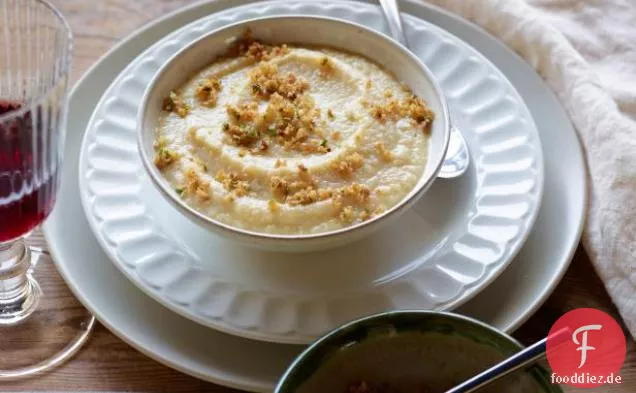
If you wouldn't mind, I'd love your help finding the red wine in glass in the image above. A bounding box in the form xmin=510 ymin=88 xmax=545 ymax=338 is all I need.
xmin=0 ymin=100 xmax=60 ymax=243
xmin=0 ymin=0 xmax=97 ymax=381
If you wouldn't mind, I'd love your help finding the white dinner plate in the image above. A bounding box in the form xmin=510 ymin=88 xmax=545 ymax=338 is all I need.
xmin=44 ymin=0 xmax=586 ymax=391
xmin=77 ymin=0 xmax=543 ymax=344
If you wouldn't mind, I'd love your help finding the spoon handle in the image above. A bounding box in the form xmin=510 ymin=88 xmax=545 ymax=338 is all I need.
xmin=379 ymin=0 xmax=409 ymax=46
xmin=444 ymin=328 xmax=571 ymax=393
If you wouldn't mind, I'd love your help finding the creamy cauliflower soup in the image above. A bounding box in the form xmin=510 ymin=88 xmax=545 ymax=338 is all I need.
xmin=153 ymin=32 xmax=434 ymax=235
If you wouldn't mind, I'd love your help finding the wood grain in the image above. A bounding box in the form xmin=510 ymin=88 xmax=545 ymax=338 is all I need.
xmin=3 ymin=0 xmax=634 ymax=391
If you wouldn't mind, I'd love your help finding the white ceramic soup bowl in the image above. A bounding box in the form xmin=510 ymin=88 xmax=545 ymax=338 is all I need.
xmin=137 ymin=16 xmax=450 ymax=252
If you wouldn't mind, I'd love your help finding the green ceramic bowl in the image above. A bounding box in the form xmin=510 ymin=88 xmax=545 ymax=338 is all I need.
xmin=275 ymin=311 xmax=562 ymax=393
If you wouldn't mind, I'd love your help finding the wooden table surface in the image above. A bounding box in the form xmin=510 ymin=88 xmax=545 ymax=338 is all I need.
xmin=4 ymin=1 xmax=634 ymax=392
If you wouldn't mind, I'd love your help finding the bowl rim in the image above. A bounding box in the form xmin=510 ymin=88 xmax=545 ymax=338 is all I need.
xmin=274 ymin=310 xmax=562 ymax=393
xmin=137 ymin=14 xmax=451 ymax=241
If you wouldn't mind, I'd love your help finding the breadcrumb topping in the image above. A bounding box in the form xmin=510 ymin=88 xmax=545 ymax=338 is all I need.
xmin=339 ymin=206 xmax=355 ymax=222
xmin=331 ymin=152 xmax=364 ymax=177
xmin=287 ymin=186 xmax=320 ymax=206
xmin=251 ymin=139 xmax=269 ymax=154
xmin=270 ymin=176 xmax=289 ymax=201
xmin=375 ymin=142 xmax=393 ymax=162
xmin=162 ymin=91 xmax=189 ymax=117
xmin=222 ymin=102 xmax=261 ymax=146
xmin=215 ymin=170 xmax=250 ymax=197
xmin=219 ymin=74 xmax=326 ymax=154
xmin=404 ymin=94 xmax=435 ymax=126
xmin=370 ymin=93 xmax=435 ymax=132
xmin=232 ymin=29 xmax=290 ymax=62
xmin=195 ymin=77 xmax=222 ymax=107
xmin=250 ymin=62 xmax=309 ymax=101
xmin=154 ymin=147 xmax=178 ymax=170
xmin=339 ymin=183 xmax=371 ymax=204
xmin=263 ymin=92 xmax=326 ymax=153
xmin=269 ymin=166 xmax=337 ymax=206
xmin=223 ymin=122 xmax=260 ymax=146
xmin=226 ymin=101 xmax=260 ymax=123
xmin=331 ymin=183 xmax=374 ymax=223
xmin=183 ymin=168 xmax=211 ymax=202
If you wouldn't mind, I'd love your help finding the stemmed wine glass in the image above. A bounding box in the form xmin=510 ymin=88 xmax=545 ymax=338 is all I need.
xmin=0 ymin=0 xmax=95 ymax=379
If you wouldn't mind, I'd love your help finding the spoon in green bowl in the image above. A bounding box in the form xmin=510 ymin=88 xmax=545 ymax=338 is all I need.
xmin=443 ymin=327 xmax=571 ymax=393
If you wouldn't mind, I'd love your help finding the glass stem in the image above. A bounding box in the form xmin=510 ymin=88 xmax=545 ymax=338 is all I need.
xmin=0 ymin=238 xmax=41 ymax=325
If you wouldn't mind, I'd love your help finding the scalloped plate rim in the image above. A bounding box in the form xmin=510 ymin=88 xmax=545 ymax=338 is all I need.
xmin=77 ymin=0 xmax=544 ymax=344
xmin=45 ymin=0 xmax=586 ymax=391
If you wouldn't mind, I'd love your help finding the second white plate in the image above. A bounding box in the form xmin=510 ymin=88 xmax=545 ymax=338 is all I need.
xmin=78 ymin=0 xmax=543 ymax=344
xmin=47 ymin=0 xmax=585 ymax=391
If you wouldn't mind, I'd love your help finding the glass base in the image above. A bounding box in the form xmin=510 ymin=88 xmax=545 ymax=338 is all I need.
xmin=0 ymin=241 xmax=95 ymax=380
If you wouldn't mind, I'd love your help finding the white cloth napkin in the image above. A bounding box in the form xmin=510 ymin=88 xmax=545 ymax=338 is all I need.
xmin=425 ymin=0 xmax=636 ymax=338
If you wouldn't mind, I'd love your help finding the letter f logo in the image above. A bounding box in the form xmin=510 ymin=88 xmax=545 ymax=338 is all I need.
xmin=573 ymin=324 xmax=602 ymax=368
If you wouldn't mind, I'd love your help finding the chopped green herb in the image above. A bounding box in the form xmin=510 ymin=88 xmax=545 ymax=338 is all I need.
xmin=267 ymin=125 xmax=277 ymax=136
xmin=222 ymin=122 xmax=230 ymax=131
xmin=320 ymin=138 xmax=328 ymax=147
xmin=243 ymin=125 xmax=258 ymax=138
xmin=175 ymin=187 xmax=184 ymax=195
xmin=327 ymin=109 xmax=335 ymax=119
xmin=252 ymin=83 xmax=262 ymax=94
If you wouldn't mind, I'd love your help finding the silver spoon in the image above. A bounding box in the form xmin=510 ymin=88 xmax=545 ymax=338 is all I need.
xmin=444 ymin=327 xmax=571 ymax=393
xmin=379 ymin=0 xmax=470 ymax=178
